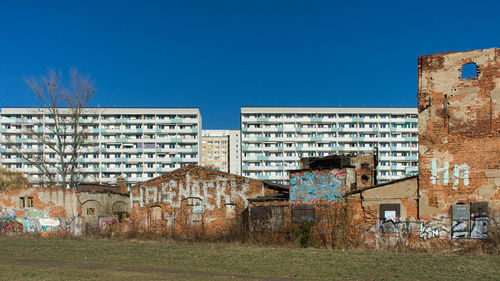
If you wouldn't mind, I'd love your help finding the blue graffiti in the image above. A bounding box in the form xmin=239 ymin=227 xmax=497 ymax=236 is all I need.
xmin=290 ymin=170 xmax=346 ymax=203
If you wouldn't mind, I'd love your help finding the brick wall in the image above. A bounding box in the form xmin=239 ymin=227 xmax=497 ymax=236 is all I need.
xmin=129 ymin=165 xmax=272 ymax=237
xmin=417 ymin=48 xmax=500 ymax=222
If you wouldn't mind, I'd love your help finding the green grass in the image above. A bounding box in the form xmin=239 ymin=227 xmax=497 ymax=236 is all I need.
xmin=0 ymin=236 xmax=498 ymax=280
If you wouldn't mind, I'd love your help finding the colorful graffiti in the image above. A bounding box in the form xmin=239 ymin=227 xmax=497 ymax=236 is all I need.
xmin=289 ymin=170 xmax=346 ymax=203
xmin=98 ymin=216 xmax=118 ymax=234
xmin=0 ymin=218 xmax=24 ymax=233
xmin=0 ymin=208 xmax=82 ymax=236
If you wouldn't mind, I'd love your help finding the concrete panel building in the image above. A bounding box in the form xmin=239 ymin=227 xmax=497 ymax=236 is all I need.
xmin=241 ymin=107 xmax=418 ymax=184
xmin=201 ymin=129 xmax=241 ymax=175
xmin=0 ymin=107 xmax=202 ymax=187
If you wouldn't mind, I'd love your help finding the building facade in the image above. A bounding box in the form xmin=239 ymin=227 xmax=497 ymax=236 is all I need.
xmin=0 ymin=108 xmax=201 ymax=186
xmin=129 ymin=165 xmax=279 ymax=237
xmin=201 ymin=129 xmax=241 ymax=175
xmin=241 ymin=107 xmax=418 ymax=183
xmin=417 ymin=48 xmax=500 ymax=237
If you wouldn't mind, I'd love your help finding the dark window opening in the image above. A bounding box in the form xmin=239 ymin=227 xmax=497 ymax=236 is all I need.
xmin=361 ymin=175 xmax=370 ymax=184
xmin=379 ymin=204 xmax=400 ymax=222
xmin=292 ymin=204 xmax=316 ymax=223
xmin=379 ymin=204 xmax=401 ymax=234
xmin=26 ymin=197 xmax=33 ymax=207
xmin=461 ymin=63 xmax=477 ymax=80
xmin=19 ymin=197 xmax=25 ymax=208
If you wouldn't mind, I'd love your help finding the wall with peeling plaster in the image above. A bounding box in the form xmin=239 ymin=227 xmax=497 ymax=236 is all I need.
xmin=0 ymin=188 xmax=82 ymax=236
xmin=418 ymin=48 xmax=500 ymax=219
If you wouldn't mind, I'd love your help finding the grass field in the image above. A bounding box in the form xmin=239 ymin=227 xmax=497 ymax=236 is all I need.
xmin=0 ymin=236 xmax=499 ymax=280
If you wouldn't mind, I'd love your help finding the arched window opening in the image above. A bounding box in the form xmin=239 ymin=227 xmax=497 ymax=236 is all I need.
xmin=461 ymin=63 xmax=477 ymax=80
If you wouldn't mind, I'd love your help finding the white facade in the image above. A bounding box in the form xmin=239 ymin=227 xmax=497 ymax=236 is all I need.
xmin=241 ymin=107 xmax=418 ymax=183
xmin=0 ymin=107 xmax=201 ymax=186
xmin=201 ymin=129 xmax=241 ymax=175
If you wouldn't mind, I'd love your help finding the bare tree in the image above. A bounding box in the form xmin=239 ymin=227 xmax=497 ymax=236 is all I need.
xmin=16 ymin=69 xmax=95 ymax=189
xmin=0 ymin=168 xmax=29 ymax=191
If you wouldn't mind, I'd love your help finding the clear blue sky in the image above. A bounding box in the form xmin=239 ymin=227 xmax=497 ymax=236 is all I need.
xmin=1 ymin=1 xmax=498 ymax=129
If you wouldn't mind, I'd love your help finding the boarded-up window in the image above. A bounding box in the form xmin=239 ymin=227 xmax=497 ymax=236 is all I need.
xmin=451 ymin=204 xmax=469 ymax=239
xmin=251 ymin=206 xmax=272 ymax=221
xmin=470 ymin=202 xmax=488 ymax=239
xmin=379 ymin=204 xmax=400 ymax=222
xmin=150 ymin=206 xmax=162 ymax=221
xmin=292 ymin=204 xmax=315 ymax=223
xmin=250 ymin=206 xmax=285 ymax=232
xmin=379 ymin=204 xmax=401 ymax=234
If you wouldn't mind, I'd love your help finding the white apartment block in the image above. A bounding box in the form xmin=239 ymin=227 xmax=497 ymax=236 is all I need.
xmin=0 ymin=107 xmax=201 ymax=186
xmin=241 ymin=107 xmax=418 ymax=183
xmin=201 ymin=129 xmax=241 ymax=175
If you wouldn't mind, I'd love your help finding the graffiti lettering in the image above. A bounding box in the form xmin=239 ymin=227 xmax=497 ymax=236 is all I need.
xmin=290 ymin=170 xmax=346 ymax=203
xmin=430 ymin=159 xmax=469 ymax=189
xmin=131 ymin=173 xmax=251 ymax=213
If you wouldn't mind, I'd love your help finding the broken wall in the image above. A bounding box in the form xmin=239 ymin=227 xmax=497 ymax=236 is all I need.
xmin=418 ymin=48 xmax=500 ymax=238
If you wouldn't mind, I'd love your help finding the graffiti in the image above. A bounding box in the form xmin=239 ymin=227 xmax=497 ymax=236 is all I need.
xmin=0 ymin=218 xmax=24 ymax=233
xmin=470 ymin=216 xmax=488 ymax=239
xmin=379 ymin=219 xmax=420 ymax=237
xmin=131 ymin=173 xmax=251 ymax=213
xmin=98 ymin=216 xmax=117 ymax=234
xmin=419 ymin=221 xmax=449 ymax=239
xmin=430 ymin=159 xmax=469 ymax=189
xmin=0 ymin=208 xmax=82 ymax=236
xmin=378 ymin=218 xmax=451 ymax=240
xmin=289 ymin=170 xmax=346 ymax=203
xmin=451 ymin=220 xmax=468 ymax=239
xmin=163 ymin=211 xmax=177 ymax=227
xmin=26 ymin=209 xmax=46 ymax=219
xmin=58 ymin=217 xmax=83 ymax=237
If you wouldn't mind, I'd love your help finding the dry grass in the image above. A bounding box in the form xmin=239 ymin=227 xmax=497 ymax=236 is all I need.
xmin=0 ymin=236 xmax=499 ymax=280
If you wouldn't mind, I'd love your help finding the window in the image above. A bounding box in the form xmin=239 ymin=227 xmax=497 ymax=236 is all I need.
xmin=87 ymin=208 xmax=95 ymax=215
xmin=19 ymin=197 xmax=33 ymax=208
xmin=461 ymin=63 xmax=478 ymax=79
xmin=379 ymin=204 xmax=401 ymax=233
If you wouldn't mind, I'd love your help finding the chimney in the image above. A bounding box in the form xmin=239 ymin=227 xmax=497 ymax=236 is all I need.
xmin=116 ymin=177 xmax=128 ymax=194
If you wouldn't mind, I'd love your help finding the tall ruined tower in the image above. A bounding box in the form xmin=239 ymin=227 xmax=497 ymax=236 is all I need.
xmin=418 ymin=48 xmax=500 ymax=223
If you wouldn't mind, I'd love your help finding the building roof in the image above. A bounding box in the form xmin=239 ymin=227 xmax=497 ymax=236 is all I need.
xmin=262 ymin=180 xmax=289 ymax=193
xmin=248 ymin=193 xmax=289 ymax=202
xmin=133 ymin=164 xmax=283 ymax=189
xmin=344 ymin=175 xmax=418 ymax=197
xmin=77 ymin=184 xmax=128 ymax=195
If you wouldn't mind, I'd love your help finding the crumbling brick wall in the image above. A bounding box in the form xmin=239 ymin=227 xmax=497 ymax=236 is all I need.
xmin=129 ymin=165 xmax=272 ymax=237
xmin=418 ymin=48 xmax=500 ymax=227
